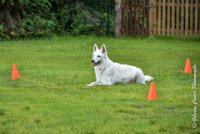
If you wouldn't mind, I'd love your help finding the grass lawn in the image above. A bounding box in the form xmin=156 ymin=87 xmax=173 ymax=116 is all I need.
xmin=0 ymin=36 xmax=200 ymax=134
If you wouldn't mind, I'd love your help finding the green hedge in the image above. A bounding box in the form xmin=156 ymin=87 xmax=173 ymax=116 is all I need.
xmin=0 ymin=0 xmax=114 ymax=40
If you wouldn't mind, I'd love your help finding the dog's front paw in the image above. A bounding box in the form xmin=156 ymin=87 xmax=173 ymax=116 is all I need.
xmin=86 ymin=82 xmax=96 ymax=87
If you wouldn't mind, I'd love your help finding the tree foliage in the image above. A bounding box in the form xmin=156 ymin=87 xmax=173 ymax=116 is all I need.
xmin=0 ymin=0 xmax=114 ymax=39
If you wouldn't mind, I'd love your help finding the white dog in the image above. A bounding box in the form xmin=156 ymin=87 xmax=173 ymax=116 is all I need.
xmin=87 ymin=44 xmax=153 ymax=86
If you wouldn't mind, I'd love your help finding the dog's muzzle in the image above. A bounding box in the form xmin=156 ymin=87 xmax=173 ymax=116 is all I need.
xmin=91 ymin=60 xmax=101 ymax=66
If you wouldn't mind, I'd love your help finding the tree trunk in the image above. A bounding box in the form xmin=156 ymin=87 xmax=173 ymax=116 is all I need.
xmin=0 ymin=0 xmax=23 ymax=30
xmin=115 ymin=0 xmax=122 ymax=37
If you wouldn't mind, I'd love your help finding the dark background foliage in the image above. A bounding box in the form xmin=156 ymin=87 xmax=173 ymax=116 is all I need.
xmin=0 ymin=0 xmax=114 ymax=39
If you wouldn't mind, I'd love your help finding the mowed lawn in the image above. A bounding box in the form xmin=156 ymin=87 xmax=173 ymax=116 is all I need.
xmin=0 ymin=36 xmax=199 ymax=134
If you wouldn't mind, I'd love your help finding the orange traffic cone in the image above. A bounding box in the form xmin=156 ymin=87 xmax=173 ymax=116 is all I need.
xmin=147 ymin=82 xmax=158 ymax=101
xmin=11 ymin=64 xmax=20 ymax=80
xmin=184 ymin=58 xmax=192 ymax=74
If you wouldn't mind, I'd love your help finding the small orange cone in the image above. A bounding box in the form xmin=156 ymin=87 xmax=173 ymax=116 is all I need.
xmin=184 ymin=58 xmax=192 ymax=74
xmin=147 ymin=82 xmax=158 ymax=101
xmin=11 ymin=64 xmax=20 ymax=80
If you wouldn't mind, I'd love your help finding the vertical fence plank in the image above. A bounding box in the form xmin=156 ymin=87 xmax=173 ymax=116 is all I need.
xmin=115 ymin=0 xmax=122 ymax=37
xmin=121 ymin=0 xmax=124 ymax=35
xmin=122 ymin=0 xmax=125 ymax=35
xmin=138 ymin=0 xmax=141 ymax=35
xmin=190 ymin=0 xmax=194 ymax=35
xmin=149 ymin=0 xmax=153 ymax=35
xmin=167 ymin=0 xmax=170 ymax=35
xmin=133 ymin=0 xmax=137 ymax=35
xmin=121 ymin=0 xmax=199 ymax=36
xmin=138 ymin=0 xmax=140 ymax=35
xmin=181 ymin=0 xmax=184 ymax=35
xmin=199 ymin=0 xmax=200 ymax=34
xmin=157 ymin=0 xmax=161 ymax=35
xmin=143 ymin=0 xmax=146 ymax=35
xmin=145 ymin=0 xmax=149 ymax=35
xmin=120 ymin=1 xmax=124 ymax=35
xmin=185 ymin=0 xmax=189 ymax=35
xmin=125 ymin=0 xmax=129 ymax=35
xmin=124 ymin=0 xmax=127 ymax=35
xmin=144 ymin=0 xmax=147 ymax=35
xmin=176 ymin=0 xmax=180 ymax=35
xmin=150 ymin=0 xmax=154 ymax=35
xmin=123 ymin=0 xmax=126 ymax=36
xmin=171 ymin=0 xmax=175 ymax=35
xmin=152 ymin=0 xmax=157 ymax=35
xmin=194 ymin=0 xmax=198 ymax=35
xmin=128 ymin=0 xmax=133 ymax=35
xmin=141 ymin=0 xmax=145 ymax=35
xmin=140 ymin=0 xmax=144 ymax=35
xmin=162 ymin=0 xmax=166 ymax=35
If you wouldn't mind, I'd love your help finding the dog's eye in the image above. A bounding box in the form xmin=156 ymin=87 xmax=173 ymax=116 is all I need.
xmin=97 ymin=55 xmax=101 ymax=57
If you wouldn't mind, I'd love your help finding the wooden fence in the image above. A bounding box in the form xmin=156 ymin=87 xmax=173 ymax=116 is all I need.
xmin=121 ymin=0 xmax=200 ymax=36
xmin=151 ymin=0 xmax=200 ymax=36
xmin=122 ymin=0 xmax=150 ymax=36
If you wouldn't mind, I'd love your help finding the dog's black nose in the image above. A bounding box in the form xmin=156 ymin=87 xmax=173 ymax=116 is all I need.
xmin=91 ymin=60 xmax=94 ymax=63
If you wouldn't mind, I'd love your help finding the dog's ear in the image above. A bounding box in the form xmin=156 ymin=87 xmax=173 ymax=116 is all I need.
xmin=101 ymin=44 xmax=107 ymax=53
xmin=93 ymin=44 xmax=98 ymax=52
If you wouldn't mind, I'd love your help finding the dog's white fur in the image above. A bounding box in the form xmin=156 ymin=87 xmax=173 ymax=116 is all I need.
xmin=87 ymin=44 xmax=153 ymax=86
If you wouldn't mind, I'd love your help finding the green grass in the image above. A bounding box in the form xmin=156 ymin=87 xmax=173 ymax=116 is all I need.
xmin=0 ymin=36 xmax=200 ymax=134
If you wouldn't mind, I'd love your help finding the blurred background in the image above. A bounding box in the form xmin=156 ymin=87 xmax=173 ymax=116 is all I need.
xmin=0 ymin=0 xmax=115 ymax=39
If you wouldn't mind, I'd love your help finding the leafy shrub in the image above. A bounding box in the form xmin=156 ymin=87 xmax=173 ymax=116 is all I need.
xmin=53 ymin=5 xmax=72 ymax=34
xmin=0 ymin=24 xmax=5 ymax=39
xmin=21 ymin=16 xmax=55 ymax=38
xmin=0 ymin=0 xmax=114 ymax=39
xmin=70 ymin=3 xmax=103 ymax=35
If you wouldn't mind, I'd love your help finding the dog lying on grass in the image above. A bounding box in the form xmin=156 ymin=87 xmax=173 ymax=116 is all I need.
xmin=87 ymin=44 xmax=153 ymax=86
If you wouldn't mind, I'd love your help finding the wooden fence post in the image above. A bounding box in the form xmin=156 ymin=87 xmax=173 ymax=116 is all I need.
xmin=149 ymin=0 xmax=153 ymax=36
xmin=115 ymin=0 xmax=122 ymax=37
xmin=120 ymin=0 xmax=199 ymax=36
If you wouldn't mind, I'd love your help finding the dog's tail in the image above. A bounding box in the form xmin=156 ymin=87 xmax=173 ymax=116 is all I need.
xmin=144 ymin=75 xmax=154 ymax=82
